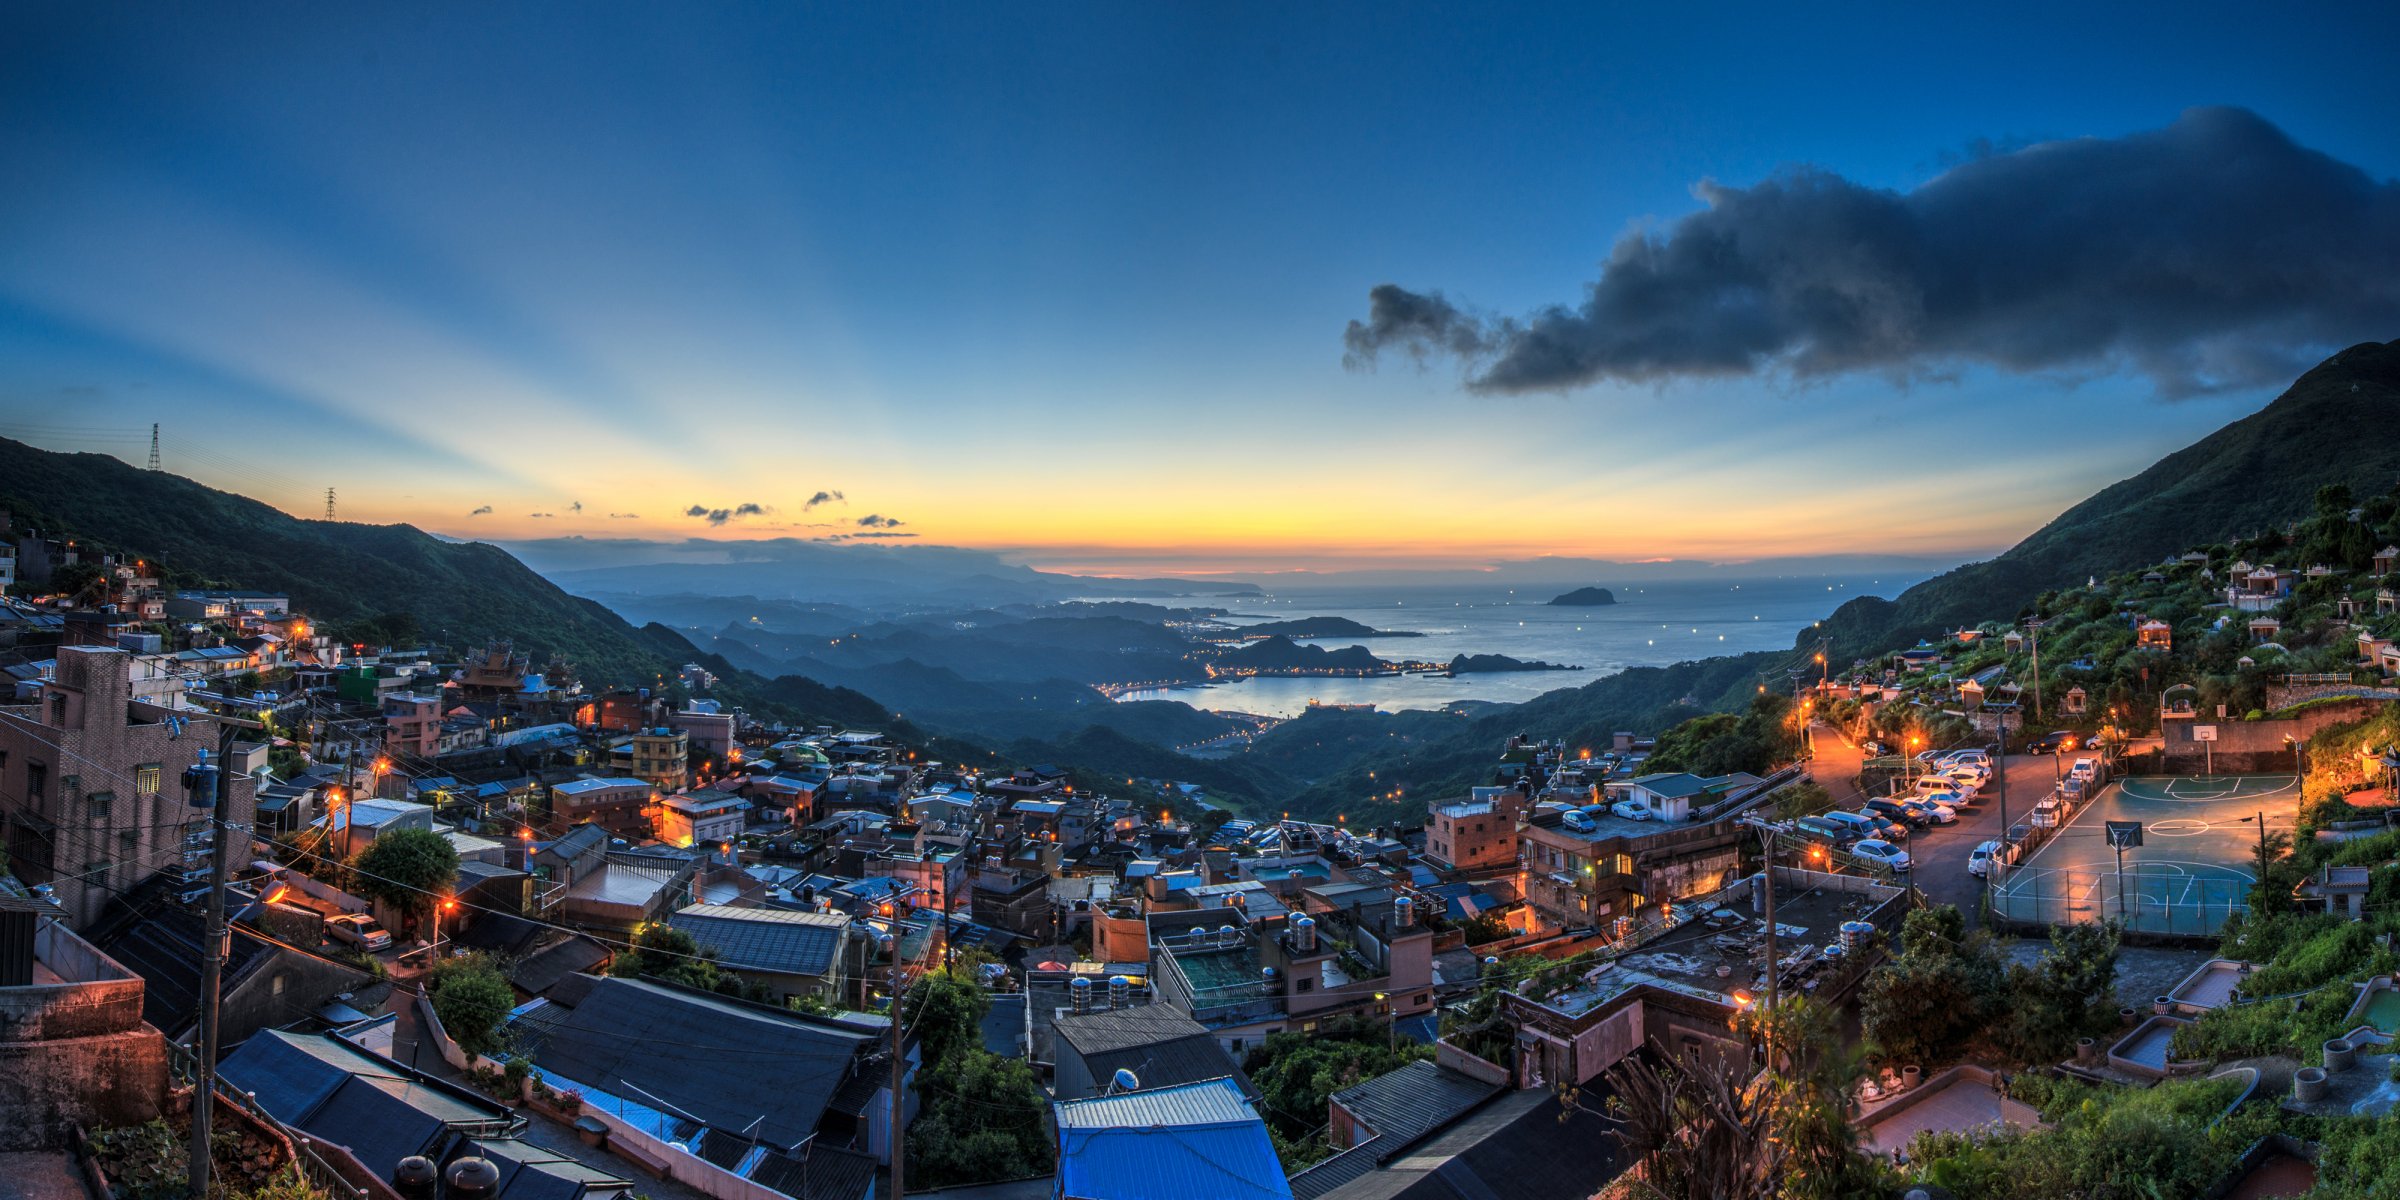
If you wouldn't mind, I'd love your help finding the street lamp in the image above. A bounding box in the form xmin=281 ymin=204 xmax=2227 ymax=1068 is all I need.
xmin=433 ymin=897 xmax=457 ymax=957
xmin=1373 ymin=991 xmax=1396 ymax=1052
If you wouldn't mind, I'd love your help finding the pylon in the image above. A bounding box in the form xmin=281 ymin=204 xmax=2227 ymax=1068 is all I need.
xmin=147 ymin=424 xmax=160 ymax=471
xmin=325 ymin=488 xmax=336 ymax=521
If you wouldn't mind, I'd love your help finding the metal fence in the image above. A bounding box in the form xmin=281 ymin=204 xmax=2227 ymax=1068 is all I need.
xmin=1988 ymin=869 xmax=2250 ymax=937
xmin=167 ymin=1037 xmax=370 ymax=1200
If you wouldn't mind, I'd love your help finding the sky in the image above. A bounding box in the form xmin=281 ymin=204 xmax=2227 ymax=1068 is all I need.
xmin=3 ymin=3 xmax=2398 ymax=576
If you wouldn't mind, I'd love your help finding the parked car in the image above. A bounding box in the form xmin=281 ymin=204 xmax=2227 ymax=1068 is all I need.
xmin=1861 ymin=739 xmax=1894 ymax=758
xmin=1967 ymin=840 xmax=2022 ymax=877
xmin=1794 ymin=815 xmax=1860 ymax=846
xmin=326 ymin=913 xmax=391 ymax=952
xmin=1941 ymin=772 xmax=1985 ymax=799
xmin=2070 ymin=757 xmax=2100 ymax=782
xmin=1849 ymin=839 xmax=1913 ymax=871
xmin=2026 ymin=730 xmax=2077 ymax=755
xmin=1913 ymin=776 xmax=1964 ymax=799
xmin=1609 ymin=798 xmax=1652 ymax=822
xmin=1946 ymin=749 xmax=1992 ymax=768
xmin=1822 ymin=811 xmax=1880 ymax=839
xmin=1900 ymin=798 xmax=1956 ymax=825
xmin=1866 ymin=798 xmax=1927 ymax=827
xmin=1855 ymin=811 xmax=1909 ymax=841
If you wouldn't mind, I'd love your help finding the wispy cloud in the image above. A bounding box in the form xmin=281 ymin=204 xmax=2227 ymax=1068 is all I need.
xmin=468 ymin=504 xmax=493 ymax=516
xmin=804 ymin=490 xmax=845 ymax=510
xmin=568 ymin=500 xmax=583 ymax=514
xmin=528 ymin=511 xmax=555 ymax=518
xmin=608 ymin=511 xmax=639 ymax=519
xmin=1345 ymin=107 xmax=2400 ymax=398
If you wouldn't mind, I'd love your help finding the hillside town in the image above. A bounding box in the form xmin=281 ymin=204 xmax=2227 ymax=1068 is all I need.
xmin=7 ymin=485 xmax=2400 ymax=1200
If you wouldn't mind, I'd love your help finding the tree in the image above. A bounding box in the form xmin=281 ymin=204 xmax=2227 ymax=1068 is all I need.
xmin=1860 ymin=906 xmax=2005 ymax=1067
xmin=1242 ymin=1016 xmax=1432 ymax=1169
xmin=428 ymin=953 xmax=516 ymax=1058
xmin=904 ymin=967 xmax=992 ymax=1069
xmin=609 ymin=923 xmax=723 ymax=990
xmin=907 ymin=1045 xmax=1053 ymax=1187
xmin=1597 ymin=1048 xmax=1781 ymax=1200
xmin=1993 ymin=921 xmax=2121 ymax=1063
xmin=1740 ymin=998 xmax=1887 ymax=1200
xmin=346 ymin=828 xmax=458 ymax=937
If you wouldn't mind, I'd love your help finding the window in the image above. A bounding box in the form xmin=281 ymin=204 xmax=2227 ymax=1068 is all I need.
xmin=88 ymin=791 xmax=114 ymax=822
xmin=27 ymin=761 xmax=46 ymax=805
xmin=1296 ymin=977 xmax=1313 ymax=993
xmin=136 ymin=764 xmax=161 ymax=798
xmin=48 ymin=694 xmax=66 ymax=725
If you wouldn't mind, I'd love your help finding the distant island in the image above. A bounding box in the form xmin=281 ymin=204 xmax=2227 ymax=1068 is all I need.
xmin=1446 ymin=653 xmax=1580 ymax=675
xmin=1237 ymin=616 xmax=1422 ymax=639
xmin=1546 ymin=587 xmax=1618 ymax=607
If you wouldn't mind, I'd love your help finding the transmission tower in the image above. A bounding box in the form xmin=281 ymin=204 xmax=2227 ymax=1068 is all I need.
xmin=324 ymin=488 xmax=336 ymax=521
xmin=147 ymin=423 xmax=161 ymax=471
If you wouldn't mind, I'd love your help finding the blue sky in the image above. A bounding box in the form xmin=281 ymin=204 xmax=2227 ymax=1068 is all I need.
xmin=2 ymin=3 xmax=2396 ymax=572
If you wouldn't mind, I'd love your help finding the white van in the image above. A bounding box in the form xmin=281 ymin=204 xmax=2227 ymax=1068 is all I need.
xmin=2070 ymin=758 xmax=2098 ymax=782
xmin=1913 ymin=776 xmax=1963 ymax=799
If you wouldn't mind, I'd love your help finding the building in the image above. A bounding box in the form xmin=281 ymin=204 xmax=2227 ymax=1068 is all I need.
xmin=1052 ymin=1003 xmax=1250 ymax=1102
xmin=654 ymin=791 xmax=746 ymax=849
xmin=663 ymin=903 xmax=852 ymax=1001
xmin=0 ymin=897 xmax=172 ymax=1151
xmin=1424 ymin=788 xmax=1524 ymax=873
xmin=1053 ymin=1077 xmax=1289 ymax=1200
xmin=1517 ymin=775 xmax=1759 ymax=938
xmin=86 ymin=875 xmax=382 ymax=1048
xmin=1151 ymin=896 xmax=1434 ymax=1056
xmin=969 ymin=868 xmax=1057 ymax=941
xmin=548 ymin=777 xmax=652 ymax=838
xmin=2137 ymin=619 xmax=2174 ymax=650
xmin=512 ymin=975 xmax=902 ymax=1172
xmin=627 ymin=726 xmax=689 ymax=791
xmin=0 ymin=646 xmax=258 ymax=929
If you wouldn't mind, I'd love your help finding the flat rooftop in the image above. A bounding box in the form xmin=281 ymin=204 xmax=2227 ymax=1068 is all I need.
xmin=1527 ymin=872 xmax=1901 ymax=1017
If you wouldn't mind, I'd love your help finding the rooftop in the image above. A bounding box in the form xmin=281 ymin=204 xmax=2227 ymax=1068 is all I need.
xmin=665 ymin=904 xmax=849 ymax=976
xmin=1054 ymin=1078 xmax=1289 ymax=1200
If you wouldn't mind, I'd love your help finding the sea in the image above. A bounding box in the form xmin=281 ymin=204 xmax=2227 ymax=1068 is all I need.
xmin=1109 ymin=573 xmax=1934 ymax=718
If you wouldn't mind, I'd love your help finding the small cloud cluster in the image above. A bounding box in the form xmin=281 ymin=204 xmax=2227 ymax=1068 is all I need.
xmin=804 ymin=490 xmax=845 ymax=510
xmin=608 ymin=511 xmax=639 ymax=519
xmin=569 ymin=500 xmax=583 ymax=514
xmin=686 ymin=501 xmax=773 ymax=526
xmin=468 ymin=505 xmax=494 ymax=516
xmin=857 ymin=514 xmax=905 ymax=529
xmin=528 ymin=512 xmax=555 ymax=518
xmin=1344 ymin=107 xmax=2400 ymax=398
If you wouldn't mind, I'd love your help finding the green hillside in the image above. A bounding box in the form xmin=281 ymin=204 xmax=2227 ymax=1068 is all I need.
xmin=1815 ymin=338 xmax=2400 ymax=659
xmin=0 ymin=439 xmax=885 ymax=715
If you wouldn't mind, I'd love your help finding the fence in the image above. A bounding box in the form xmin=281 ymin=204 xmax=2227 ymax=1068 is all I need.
xmin=1988 ymin=869 xmax=2250 ymax=938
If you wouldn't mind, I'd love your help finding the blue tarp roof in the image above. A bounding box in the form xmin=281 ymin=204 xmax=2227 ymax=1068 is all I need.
xmin=1055 ymin=1078 xmax=1290 ymax=1200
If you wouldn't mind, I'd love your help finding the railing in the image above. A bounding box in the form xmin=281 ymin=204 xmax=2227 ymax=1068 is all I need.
xmin=166 ymin=1038 xmax=369 ymax=1200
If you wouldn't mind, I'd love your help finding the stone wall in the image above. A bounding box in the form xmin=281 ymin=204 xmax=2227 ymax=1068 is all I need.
xmin=2161 ymin=698 xmax=2390 ymax=773
xmin=0 ymin=1027 xmax=168 ymax=1152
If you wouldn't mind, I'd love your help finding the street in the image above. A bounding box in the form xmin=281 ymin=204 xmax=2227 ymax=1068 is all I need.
xmin=1808 ymin=723 xmax=2071 ymax=925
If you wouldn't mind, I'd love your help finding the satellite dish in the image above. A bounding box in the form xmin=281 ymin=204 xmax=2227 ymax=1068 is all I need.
xmin=1112 ymin=1069 xmax=1141 ymax=1093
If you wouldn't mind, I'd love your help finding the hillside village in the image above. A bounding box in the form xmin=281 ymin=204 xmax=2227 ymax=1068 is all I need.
xmin=7 ymin=475 xmax=2400 ymax=1200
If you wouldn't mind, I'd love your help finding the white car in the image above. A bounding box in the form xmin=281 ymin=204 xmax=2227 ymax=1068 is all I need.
xmin=1609 ymin=798 xmax=1652 ymax=822
xmin=1909 ymin=798 xmax=1959 ymax=824
xmin=326 ymin=913 xmax=391 ymax=952
xmin=1945 ymin=750 xmax=1992 ymax=768
xmin=1850 ymin=839 xmax=1913 ymax=872
xmin=1967 ymin=840 xmax=2021 ymax=877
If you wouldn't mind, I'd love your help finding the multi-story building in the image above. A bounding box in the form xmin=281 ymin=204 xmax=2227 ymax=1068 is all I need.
xmin=547 ymin=776 xmax=653 ymax=838
xmin=1424 ymin=786 xmax=1525 ymax=873
xmin=1151 ymin=894 xmax=1435 ymax=1056
xmin=626 ymin=726 xmax=689 ymax=791
xmin=381 ymin=691 xmax=442 ymax=758
xmin=655 ymin=790 xmax=747 ymax=848
xmin=0 ymin=646 xmax=258 ymax=929
xmin=1517 ymin=772 xmax=1760 ymax=939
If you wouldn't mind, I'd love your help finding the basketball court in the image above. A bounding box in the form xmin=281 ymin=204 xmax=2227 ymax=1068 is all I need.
xmin=1989 ymin=774 xmax=2297 ymax=936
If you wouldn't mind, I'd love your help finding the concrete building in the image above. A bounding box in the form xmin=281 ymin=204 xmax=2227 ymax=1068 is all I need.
xmin=0 ymin=897 xmax=171 ymax=1151
xmin=0 ymin=646 xmax=258 ymax=930
xmin=626 ymin=726 xmax=689 ymax=791
xmin=547 ymin=776 xmax=652 ymax=838
xmin=655 ymin=790 xmax=746 ymax=849
xmin=1425 ymin=787 xmax=1525 ymax=873
xmin=1151 ymin=896 xmax=1435 ymax=1056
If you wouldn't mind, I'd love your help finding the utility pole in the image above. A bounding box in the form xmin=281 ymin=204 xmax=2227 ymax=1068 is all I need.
xmin=147 ymin=423 xmax=161 ymax=472
xmin=2025 ymin=619 xmax=2044 ymax=722
xmin=324 ymin=487 xmax=336 ymax=522
xmin=1759 ymin=824 xmax=1780 ymax=1014
xmin=189 ymin=707 xmax=263 ymax=1200
xmin=888 ymin=954 xmax=908 ymax=1200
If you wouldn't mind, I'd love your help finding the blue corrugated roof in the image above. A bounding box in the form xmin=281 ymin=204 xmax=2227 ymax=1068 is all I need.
xmin=1054 ymin=1078 xmax=1290 ymax=1200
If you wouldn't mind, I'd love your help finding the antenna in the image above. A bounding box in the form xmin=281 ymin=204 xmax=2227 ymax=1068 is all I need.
xmin=147 ymin=423 xmax=161 ymax=472
xmin=324 ymin=487 xmax=336 ymax=521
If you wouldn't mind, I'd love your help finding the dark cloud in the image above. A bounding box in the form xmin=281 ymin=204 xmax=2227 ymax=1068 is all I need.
xmin=569 ymin=500 xmax=583 ymax=514
xmin=1344 ymin=107 xmax=2400 ymax=398
xmin=819 ymin=531 xmax=919 ymax=541
xmin=856 ymin=514 xmax=905 ymax=528
xmin=687 ymin=501 xmax=772 ymax=526
xmin=803 ymin=490 xmax=845 ymax=510
xmin=468 ymin=505 xmax=493 ymax=516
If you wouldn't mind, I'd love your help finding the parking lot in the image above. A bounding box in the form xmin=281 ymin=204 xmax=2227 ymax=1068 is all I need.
xmin=1807 ymin=725 xmax=2086 ymax=925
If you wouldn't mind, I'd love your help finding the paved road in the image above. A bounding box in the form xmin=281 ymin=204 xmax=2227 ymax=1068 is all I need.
xmin=1808 ymin=724 xmax=2073 ymax=925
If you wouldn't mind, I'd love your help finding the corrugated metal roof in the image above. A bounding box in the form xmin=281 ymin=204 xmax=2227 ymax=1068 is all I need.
xmin=1054 ymin=1078 xmax=1289 ymax=1200
xmin=1328 ymin=1061 xmax=1499 ymax=1150
xmin=666 ymin=904 xmax=849 ymax=976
